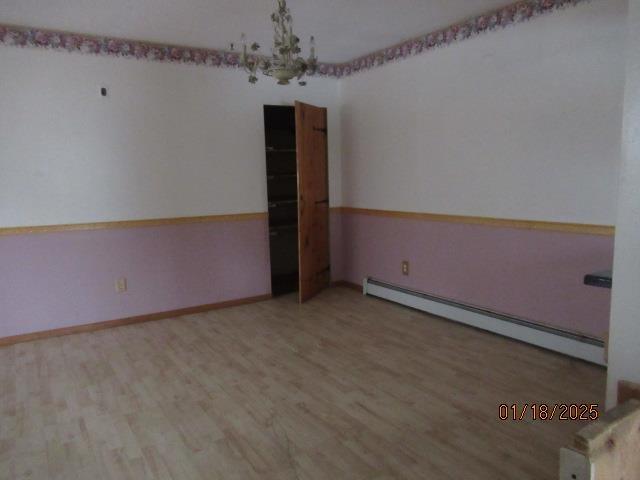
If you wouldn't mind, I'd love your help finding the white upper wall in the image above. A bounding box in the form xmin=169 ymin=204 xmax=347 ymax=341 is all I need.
xmin=0 ymin=0 xmax=628 ymax=227
xmin=607 ymin=0 xmax=640 ymax=407
xmin=0 ymin=48 xmax=341 ymax=227
xmin=340 ymin=0 xmax=627 ymax=225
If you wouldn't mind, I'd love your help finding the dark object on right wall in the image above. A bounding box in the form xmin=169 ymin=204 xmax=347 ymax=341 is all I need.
xmin=584 ymin=270 xmax=612 ymax=289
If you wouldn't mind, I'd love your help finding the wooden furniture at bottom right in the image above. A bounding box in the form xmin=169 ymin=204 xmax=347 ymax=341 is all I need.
xmin=560 ymin=397 xmax=640 ymax=480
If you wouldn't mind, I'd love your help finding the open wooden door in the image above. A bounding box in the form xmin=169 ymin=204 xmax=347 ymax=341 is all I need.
xmin=295 ymin=101 xmax=329 ymax=303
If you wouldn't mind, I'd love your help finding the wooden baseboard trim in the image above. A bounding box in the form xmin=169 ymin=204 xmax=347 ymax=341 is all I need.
xmin=332 ymin=280 xmax=363 ymax=292
xmin=0 ymin=293 xmax=272 ymax=348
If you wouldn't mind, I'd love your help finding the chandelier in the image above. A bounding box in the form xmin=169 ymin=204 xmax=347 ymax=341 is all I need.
xmin=232 ymin=0 xmax=318 ymax=85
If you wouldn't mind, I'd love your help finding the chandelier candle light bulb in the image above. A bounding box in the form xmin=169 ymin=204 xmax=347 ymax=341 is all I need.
xmin=232 ymin=0 xmax=318 ymax=85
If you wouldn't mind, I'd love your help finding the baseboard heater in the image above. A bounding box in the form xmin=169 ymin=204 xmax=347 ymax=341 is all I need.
xmin=362 ymin=278 xmax=606 ymax=366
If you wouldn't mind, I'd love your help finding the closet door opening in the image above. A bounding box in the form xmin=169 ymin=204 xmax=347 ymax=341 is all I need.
xmin=264 ymin=105 xmax=299 ymax=296
xmin=263 ymin=103 xmax=329 ymax=301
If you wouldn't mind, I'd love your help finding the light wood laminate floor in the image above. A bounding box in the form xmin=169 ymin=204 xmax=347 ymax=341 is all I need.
xmin=0 ymin=287 xmax=605 ymax=480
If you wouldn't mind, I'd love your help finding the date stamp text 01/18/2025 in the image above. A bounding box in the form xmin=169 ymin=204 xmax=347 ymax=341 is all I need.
xmin=498 ymin=404 xmax=600 ymax=422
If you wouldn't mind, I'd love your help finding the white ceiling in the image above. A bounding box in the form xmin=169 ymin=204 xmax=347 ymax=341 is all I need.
xmin=0 ymin=0 xmax=514 ymax=63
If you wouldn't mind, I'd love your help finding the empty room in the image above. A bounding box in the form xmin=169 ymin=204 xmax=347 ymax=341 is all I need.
xmin=1 ymin=0 xmax=640 ymax=478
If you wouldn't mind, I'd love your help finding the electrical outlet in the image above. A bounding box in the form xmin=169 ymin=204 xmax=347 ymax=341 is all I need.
xmin=401 ymin=261 xmax=409 ymax=276
xmin=115 ymin=277 xmax=127 ymax=293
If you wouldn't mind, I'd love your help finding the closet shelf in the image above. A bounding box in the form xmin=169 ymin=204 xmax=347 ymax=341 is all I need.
xmin=270 ymin=222 xmax=298 ymax=230
xmin=266 ymin=148 xmax=296 ymax=153
xmin=268 ymin=198 xmax=298 ymax=207
xmin=267 ymin=174 xmax=297 ymax=180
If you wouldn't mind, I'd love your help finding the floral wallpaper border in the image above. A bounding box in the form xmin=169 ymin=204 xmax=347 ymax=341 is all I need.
xmin=330 ymin=0 xmax=589 ymax=77
xmin=0 ymin=0 xmax=589 ymax=79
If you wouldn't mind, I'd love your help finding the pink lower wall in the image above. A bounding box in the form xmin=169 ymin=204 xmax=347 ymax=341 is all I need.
xmin=0 ymin=210 xmax=611 ymax=340
xmin=330 ymin=210 xmax=345 ymax=282
xmin=0 ymin=211 xmax=346 ymax=340
xmin=339 ymin=211 xmax=613 ymax=339
xmin=0 ymin=219 xmax=272 ymax=339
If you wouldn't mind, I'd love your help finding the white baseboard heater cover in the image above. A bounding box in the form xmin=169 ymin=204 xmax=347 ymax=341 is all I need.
xmin=362 ymin=278 xmax=606 ymax=366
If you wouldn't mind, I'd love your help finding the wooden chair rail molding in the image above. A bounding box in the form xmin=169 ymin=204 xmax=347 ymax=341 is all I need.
xmin=0 ymin=209 xmax=614 ymax=236
xmin=0 ymin=212 xmax=268 ymax=236
xmin=334 ymin=207 xmax=615 ymax=236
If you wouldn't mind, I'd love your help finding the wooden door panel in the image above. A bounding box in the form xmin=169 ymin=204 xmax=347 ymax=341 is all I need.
xmin=296 ymin=101 xmax=329 ymax=303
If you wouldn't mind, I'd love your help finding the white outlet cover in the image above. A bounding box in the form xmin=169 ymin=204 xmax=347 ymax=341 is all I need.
xmin=115 ymin=278 xmax=127 ymax=292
